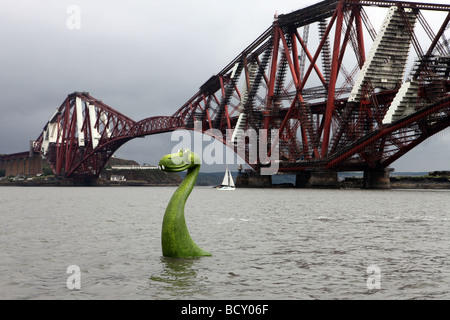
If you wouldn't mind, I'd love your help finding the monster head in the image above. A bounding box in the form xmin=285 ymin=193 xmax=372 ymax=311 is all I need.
xmin=158 ymin=148 xmax=201 ymax=172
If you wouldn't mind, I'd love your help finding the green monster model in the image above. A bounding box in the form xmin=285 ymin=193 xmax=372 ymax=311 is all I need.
xmin=158 ymin=148 xmax=211 ymax=258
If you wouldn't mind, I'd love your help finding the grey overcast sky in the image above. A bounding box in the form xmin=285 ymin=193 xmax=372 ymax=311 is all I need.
xmin=1 ymin=0 xmax=449 ymax=173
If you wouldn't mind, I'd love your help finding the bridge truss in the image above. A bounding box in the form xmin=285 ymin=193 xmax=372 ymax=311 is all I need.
xmin=33 ymin=0 xmax=450 ymax=178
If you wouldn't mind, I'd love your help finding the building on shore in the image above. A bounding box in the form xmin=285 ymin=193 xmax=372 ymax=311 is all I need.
xmin=0 ymin=144 xmax=43 ymax=177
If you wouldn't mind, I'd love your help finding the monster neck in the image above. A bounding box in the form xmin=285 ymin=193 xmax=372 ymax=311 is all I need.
xmin=161 ymin=162 xmax=211 ymax=257
xmin=177 ymin=165 xmax=200 ymax=204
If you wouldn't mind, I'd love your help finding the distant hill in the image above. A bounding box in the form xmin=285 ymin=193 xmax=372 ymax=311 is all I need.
xmin=104 ymin=157 xmax=232 ymax=186
xmin=178 ymin=171 xmax=229 ymax=186
xmin=178 ymin=171 xmax=296 ymax=186
xmin=102 ymin=157 xmax=181 ymax=185
xmin=105 ymin=157 xmax=140 ymax=167
xmin=102 ymin=156 xmax=444 ymax=187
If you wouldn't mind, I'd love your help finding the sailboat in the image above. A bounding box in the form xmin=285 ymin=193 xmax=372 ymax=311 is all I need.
xmin=216 ymin=166 xmax=236 ymax=191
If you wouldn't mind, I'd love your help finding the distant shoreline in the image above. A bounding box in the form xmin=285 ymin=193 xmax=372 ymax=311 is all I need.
xmin=0 ymin=180 xmax=180 ymax=187
xmin=2 ymin=175 xmax=450 ymax=189
xmin=342 ymin=176 xmax=450 ymax=189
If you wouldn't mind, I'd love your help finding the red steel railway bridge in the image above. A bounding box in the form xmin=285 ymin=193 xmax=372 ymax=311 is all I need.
xmin=31 ymin=0 xmax=450 ymax=187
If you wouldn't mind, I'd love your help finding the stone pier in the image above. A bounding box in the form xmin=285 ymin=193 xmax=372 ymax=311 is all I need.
xmin=363 ymin=168 xmax=392 ymax=189
xmin=236 ymin=174 xmax=272 ymax=188
xmin=295 ymin=170 xmax=340 ymax=188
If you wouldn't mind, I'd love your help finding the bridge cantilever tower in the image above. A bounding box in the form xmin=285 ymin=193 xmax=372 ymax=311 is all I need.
xmin=33 ymin=92 xmax=184 ymax=179
xmin=33 ymin=0 xmax=450 ymax=187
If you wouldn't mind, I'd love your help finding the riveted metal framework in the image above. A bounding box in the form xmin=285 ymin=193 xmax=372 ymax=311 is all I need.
xmin=34 ymin=0 xmax=450 ymax=178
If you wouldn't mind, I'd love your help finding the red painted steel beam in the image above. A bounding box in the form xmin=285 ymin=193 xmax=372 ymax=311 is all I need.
xmin=382 ymin=117 xmax=450 ymax=167
xmin=414 ymin=11 xmax=450 ymax=80
xmin=266 ymin=24 xmax=280 ymax=111
xmin=354 ymin=6 xmax=366 ymax=67
xmin=273 ymin=29 xmax=313 ymax=159
xmin=321 ymin=1 xmax=344 ymax=158
xmin=294 ymin=30 xmax=327 ymax=88
xmin=344 ymin=0 xmax=450 ymax=11
xmin=326 ymin=98 xmax=450 ymax=169
xmin=300 ymin=10 xmax=337 ymax=93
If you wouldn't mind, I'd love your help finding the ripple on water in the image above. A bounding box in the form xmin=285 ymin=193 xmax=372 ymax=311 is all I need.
xmin=1 ymin=187 xmax=450 ymax=299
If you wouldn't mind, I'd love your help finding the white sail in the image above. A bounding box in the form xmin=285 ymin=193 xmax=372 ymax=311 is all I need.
xmin=217 ymin=166 xmax=236 ymax=190
xmin=229 ymin=170 xmax=235 ymax=187
xmin=221 ymin=167 xmax=229 ymax=186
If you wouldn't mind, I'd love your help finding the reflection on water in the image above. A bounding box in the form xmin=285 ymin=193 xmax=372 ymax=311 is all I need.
xmin=1 ymin=186 xmax=450 ymax=299
xmin=150 ymin=257 xmax=201 ymax=297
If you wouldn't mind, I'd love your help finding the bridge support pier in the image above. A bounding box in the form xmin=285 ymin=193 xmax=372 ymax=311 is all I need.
xmin=63 ymin=177 xmax=105 ymax=186
xmin=295 ymin=170 xmax=340 ymax=188
xmin=363 ymin=168 xmax=392 ymax=189
xmin=236 ymin=174 xmax=272 ymax=188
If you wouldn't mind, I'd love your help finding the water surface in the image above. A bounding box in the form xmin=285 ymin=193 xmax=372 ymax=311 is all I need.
xmin=1 ymin=186 xmax=449 ymax=299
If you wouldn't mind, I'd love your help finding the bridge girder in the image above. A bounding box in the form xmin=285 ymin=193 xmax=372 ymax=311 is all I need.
xmin=33 ymin=0 xmax=450 ymax=178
